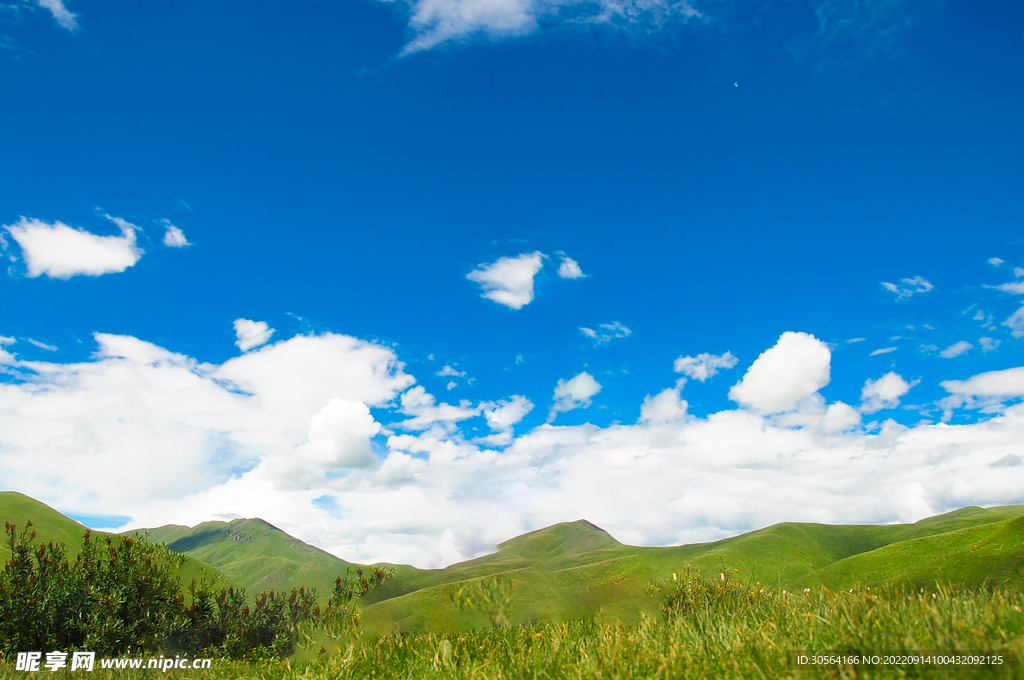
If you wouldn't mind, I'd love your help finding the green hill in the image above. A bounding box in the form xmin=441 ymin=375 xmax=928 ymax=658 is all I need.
xmin=139 ymin=517 xmax=358 ymax=598
xmin=358 ymin=507 xmax=1024 ymax=635
xmin=5 ymin=491 xmax=1022 ymax=637
xmin=0 ymin=491 xmax=227 ymax=592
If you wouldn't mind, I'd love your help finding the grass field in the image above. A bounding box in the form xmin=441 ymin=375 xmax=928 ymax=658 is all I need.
xmin=3 ymin=575 xmax=1022 ymax=679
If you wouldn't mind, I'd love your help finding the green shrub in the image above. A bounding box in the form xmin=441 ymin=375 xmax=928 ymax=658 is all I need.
xmin=0 ymin=521 xmax=185 ymax=656
xmin=0 ymin=522 xmax=393 ymax=661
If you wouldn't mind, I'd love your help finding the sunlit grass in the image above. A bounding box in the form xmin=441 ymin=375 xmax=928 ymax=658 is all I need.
xmin=7 ymin=576 xmax=1022 ymax=679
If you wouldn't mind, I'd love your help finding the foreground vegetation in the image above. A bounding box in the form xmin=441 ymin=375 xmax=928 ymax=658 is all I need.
xmin=0 ymin=522 xmax=391 ymax=661
xmin=3 ymin=571 xmax=1022 ymax=678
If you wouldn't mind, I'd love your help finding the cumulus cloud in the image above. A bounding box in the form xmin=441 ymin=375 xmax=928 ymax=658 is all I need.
xmin=481 ymin=395 xmax=533 ymax=431
xmin=819 ymin=401 xmax=862 ymax=433
xmin=394 ymin=385 xmax=479 ymax=430
xmin=4 ymin=216 xmax=143 ymax=279
xmin=989 ymin=257 xmax=1005 ymax=267
xmin=477 ymin=395 xmax=534 ymax=445
xmin=639 ymin=387 xmax=688 ymax=424
xmin=860 ymin=372 xmax=913 ymax=414
xmin=579 ymin=322 xmax=631 ymax=345
xmin=289 ymin=400 xmax=380 ymax=472
xmin=37 ymin=0 xmax=77 ymax=31
xmin=939 ymin=341 xmax=973 ymax=359
xmin=556 ymin=253 xmax=585 ymax=279
xmin=1016 ymin=268 xmax=1024 ymax=279
xmin=728 ymin=332 xmax=830 ymax=413
xmin=880 ymin=275 xmax=933 ymax=300
xmin=395 ymin=0 xmax=703 ymax=54
xmin=674 ymin=351 xmax=738 ymax=383
xmin=233 ymin=319 xmax=274 ymax=352
xmin=0 ymin=329 xmax=413 ymax=528
xmin=549 ymin=371 xmax=601 ymax=419
xmin=162 ymin=222 xmax=190 ymax=248
xmin=870 ymin=347 xmax=898 ymax=356
xmin=466 ymin=252 xmax=545 ymax=309
xmin=4 ymin=327 xmax=1024 ymax=568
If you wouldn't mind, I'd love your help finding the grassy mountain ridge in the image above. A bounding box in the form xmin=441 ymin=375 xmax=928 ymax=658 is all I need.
xmin=4 ymin=491 xmax=1022 ymax=637
xmin=140 ymin=517 xmax=358 ymax=598
xmin=358 ymin=507 xmax=1024 ymax=634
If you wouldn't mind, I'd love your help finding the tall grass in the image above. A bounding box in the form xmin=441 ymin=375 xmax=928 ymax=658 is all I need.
xmin=5 ymin=574 xmax=1022 ymax=679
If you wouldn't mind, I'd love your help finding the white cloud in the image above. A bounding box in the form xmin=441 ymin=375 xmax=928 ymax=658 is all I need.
xmin=728 ymin=332 xmax=830 ymax=413
xmin=435 ymin=364 xmax=467 ymax=378
xmin=673 ymin=351 xmax=738 ymax=382
xmin=26 ymin=338 xmax=57 ymax=351
xmin=297 ymin=400 xmax=379 ymax=468
xmin=989 ymin=282 xmax=1024 ymax=294
xmin=870 ymin=346 xmax=898 ymax=356
xmin=989 ymin=257 xmax=1005 ymax=267
xmin=1015 ymin=267 xmax=1024 ymax=279
xmin=5 ymin=327 xmax=1024 ymax=568
xmin=980 ymin=337 xmax=1001 ymax=353
xmin=880 ymin=275 xmax=933 ymax=300
xmin=846 ymin=338 xmax=866 ymax=343
xmin=394 ymin=385 xmax=479 ymax=430
xmin=579 ymin=321 xmax=631 ymax=345
xmin=4 ymin=216 xmax=143 ymax=279
xmin=819 ymin=401 xmax=862 ymax=433
xmin=0 ymin=329 xmax=413 ymax=528
xmin=556 ymin=253 xmax=585 ymax=279
xmin=233 ymin=319 xmax=274 ymax=352
xmin=466 ymin=252 xmax=545 ymax=309
xmin=37 ymin=0 xmax=77 ymax=31
xmin=481 ymin=395 xmax=533 ymax=431
xmin=941 ymin=366 xmax=1024 ymax=399
xmin=162 ymin=222 xmax=190 ymax=248
xmin=1002 ymin=305 xmax=1024 ymax=338
xmin=639 ymin=387 xmax=688 ymax=424
xmin=860 ymin=372 xmax=913 ymax=414
xmin=477 ymin=395 xmax=534 ymax=445
xmin=549 ymin=371 xmax=601 ymax=418
xmin=939 ymin=341 xmax=973 ymax=359
xmin=0 ymin=336 xmax=15 ymax=346
xmin=395 ymin=0 xmax=703 ymax=55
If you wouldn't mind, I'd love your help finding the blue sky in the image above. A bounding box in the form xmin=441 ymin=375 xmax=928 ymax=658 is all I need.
xmin=1 ymin=0 xmax=1023 ymax=567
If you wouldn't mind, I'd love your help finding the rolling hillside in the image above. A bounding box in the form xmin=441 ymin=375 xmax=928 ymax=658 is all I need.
xmin=0 ymin=491 xmax=227 ymax=591
xmin=142 ymin=518 xmax=357 ymax=598
xmin=3 ymin=491 xmax=1022 ymax=637
xmin=358 ymin=506 xmax=1024 ymax=634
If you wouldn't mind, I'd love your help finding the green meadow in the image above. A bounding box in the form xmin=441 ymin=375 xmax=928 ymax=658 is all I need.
xmin=2 ymin=491 xmax=1023 ymax=678
xmin=4 ymin=579 xmax=1022 ymax=679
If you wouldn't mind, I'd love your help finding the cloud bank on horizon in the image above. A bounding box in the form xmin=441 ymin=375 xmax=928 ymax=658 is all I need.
xmin=2 ymin=319 xmax=1024 ymax=568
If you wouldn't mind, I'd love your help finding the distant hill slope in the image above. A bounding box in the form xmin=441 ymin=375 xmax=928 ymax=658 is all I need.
xmin=358 ymin=506 xmax=1024 ymax=635
xmin=140 ymin=518 xmax=357 ymax=598
xmin=0 ymin=491 xmax=227 ymax=591
xmin=5 ymin=491 xmax=1022 ymax=636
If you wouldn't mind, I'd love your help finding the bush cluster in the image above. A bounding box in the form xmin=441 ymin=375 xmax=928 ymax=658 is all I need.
xmin=0 ymin=522 xmax=392 ymax=660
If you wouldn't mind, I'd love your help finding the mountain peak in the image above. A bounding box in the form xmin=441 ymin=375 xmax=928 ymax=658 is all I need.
xmin=496 ymin=519 xmax=621 ymax=561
